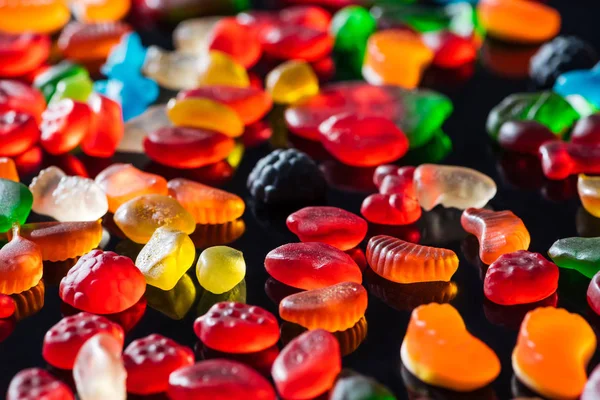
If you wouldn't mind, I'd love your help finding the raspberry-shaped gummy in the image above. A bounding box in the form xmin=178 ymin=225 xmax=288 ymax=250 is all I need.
xmin=7 ymin=368 xmax=74 ymax=400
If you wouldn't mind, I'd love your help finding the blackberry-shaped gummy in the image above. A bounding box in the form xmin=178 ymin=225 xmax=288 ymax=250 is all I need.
xmin=247 ymin=148 xmax=326 ymax=205
xmin=530 ymin=36 xmax=599 ymax=88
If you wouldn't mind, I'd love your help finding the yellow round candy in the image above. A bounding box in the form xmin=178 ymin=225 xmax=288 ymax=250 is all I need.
xmin=266 ymin=60 xmax=319 ymax=104
xmin=166 ymin=97 xmax=244 ymax=138
xmin=196 ymin=246 xmax=245 ymax=294
xmin=198 ymin=51 xmax=250 ymax=88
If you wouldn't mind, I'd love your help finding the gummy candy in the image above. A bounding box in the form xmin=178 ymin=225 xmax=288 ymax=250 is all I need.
xmin=497 ymin=120 xmax=555 ymax=155
xmin=578 ymin=174 xmax=600 ymax=218
xmin=0 ymin=33 xmax=50 ymax=77
xmin=11 ymin=279 xmax=44 ymax=320
xmin=57 ymin=22 xmax=131 ymax=63
xmin=0 ymin=227 xmax=42 ymax=295
xmin=208 ymin=18 xmax=261 ymax=68
xmin=548 ymin=237 xmax=600 ymax=278
xmin=484 ymin=251 xmax=559 ymax=305
xmin=273 ymin=329 xmax=341 ymax=399
xmin=167 ymin=97 xmax=244 ymax=138
xmin=554 ymin=63 xmax=600 ymax=109
xmin=374 ymin=165 xmax=416 ymax=195
xmin=194 ymin=302 xmax=279 ymax=353
xmin=588 ymin=271 xmax=600 ymax=316
xmin=59 ymin=250 xmax=146 ymax=314
xmin=49 ymin=74 xmax=94 ymax=104
xmin=583 ymin=364 xmax=600 ymax=400
xmin=119 ymin=104 xmax=169 ymax=153
xmin=168 ymin=359 xmax=276 ymax=400
xmin=414 ymin=164 xmax=497 ymax=211
xmin=261 ymin=25 xmax=333 ymax=62
xmin=173 ymin=16 xmax=222 ymax=54
xmin=539 ymin=140 xmax=600 ymax=180
xmin=366 ymin=235 xmax=458 ymax=284
xmin=286 ymin=206 xmax=367 ymax=250
xmin=74 ymin=333 xmax=127 ymax=400
xmin=265 ymin=242 xmax=362 ymax=290
xmin=135 ymin=226 xmax=195 ymax=290
xmin=279 ymin=281 xmax=367 ymax=331
xmin=196 ymin=246 xmax=245 ymax=294
xmin=95 ymin=163 xmax=168 ymax=213
xmin=0 ymin=80 xmax=46 ymax=123
xmin=82 ymin=94 xmax=124 ymax=158
xmin=422 ymin=30 xmax=477 ymax=68
xmin=7 ymin=368 xmax=74 ymax=400
xmin=40 ymin=99 xmax=92 ymax=155
xmin=0 ymin=0 xmax=70 ymax=34
xmin=512 ymin=307 xmax=595 ymax=399
xmin=330 ymin=6 xmax=376 ymax=74
xmin=71 ymin=0 xmax=131 ymax=23
xmin=330 ymin=370 xmax=395 ymax=400
xmin=0 ymin=179 xmax=32 ymax=233
xmin=29 ymin=166 xmax=109 ymax=222
xmin=33 ymin=62 xmax=89 ymax=102
xmin=190 ymin=219 xmax=246 ymax=248
xmin=145 ymin=273 xmax=197 ymax=320
xmin=43 ymin=312 xmax=124 ymax=370
xmin=0 ymin=294 xmax=15 ymax=318
xmin=461 ymin=208 xmax=530 ymax=265
xmin=401 ymin=303 xmax=501 ymax=392
xmin=113 ymin=194 xmax=196 ymax=244
xmin=0 ymin=112 xmax=39 ymax=157
xmin=167 ymin=178 xmax=245 ymax=225
xmin=572 ymin=113 xmax=600 ymax=145
xmin=123 ymin=334 xmax=194 ymax=395
xmin=266 ymin=61 xmax=319 ymax=105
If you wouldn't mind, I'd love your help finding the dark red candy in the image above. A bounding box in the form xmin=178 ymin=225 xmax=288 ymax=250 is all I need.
xmin=194 ymin=302 xmax=280 ymax=354
xmin=124 ymin=334 xmax=194 ymax=395
xmin=0 ymin=80 xmax=46 ymax=123
xmin=286 ymin=206 xmax=368 ymax=250
xmin=81 ymin=94 xmax=123 ymax=158
xmin=168 ymin=359 xmax=276 ymax=400
xmin=0 ymin=33 xmax=51 ymax=78
xmin=43 ymin=312 xmax=124 ymax=370
xmin=422 ymin=31 xmax=477 ymax=68
xmin=279 ymin=5 xmax=331 ymax=31
xmin=7 ymin=368 xmax=74 ymax=400
xmin=373 ymin=164 xmax=399 ymax=187
xmin=361 ymin=193 xmax=422 ymax=225
xmin=497 ymin=120 xmax=556 ymax=155
xmin=243 ymin=121 xmax=272 ymax=148
xmin=0 ymin=294 xmax=16 ymax=318
xmin=40 ymin=99 xmax=92 ymax=155
xmin=208 ymin=18 xmax=262 ymax=69
xmin=571 ymin=113 xmax=600 ymax=145
xmin=261 ymin=25 xmax=333 ymax=62
xmin=346 ymin=248 xmax=367 ymax=271
xmin=588 ymin=270 xmax=600 ymax=316
xmin=272 ymin=329 xmax=341 ymax=399
xmin=0 ymin=111 xmax=40 ymax=156
xmin=374 ymin=165 xmax=416 ymax=196
xmin=484 ymin=250 xmax=559 ymax=305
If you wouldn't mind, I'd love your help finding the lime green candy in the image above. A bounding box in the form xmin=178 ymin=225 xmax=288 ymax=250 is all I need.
xmin=49 ymin=74 xmax=94 ymax=104
xmin=330 ymin=370 xmax=396 ymax=400
xmin=33 ymin=61 xmax=89 ymax=102
xmin=0 ymin=179 xmax=33 ymax=233
xmin=196 ymin=246 xmax=246 ymax=294
xmin=330 ymin=6 xmax=376 ymax=76
xmin=548 ymin=237 xmax=600 ymax=279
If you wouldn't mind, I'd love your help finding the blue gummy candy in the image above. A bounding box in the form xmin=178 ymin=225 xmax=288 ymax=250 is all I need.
xmin=554 ymin=63 xmax=600 ymax=109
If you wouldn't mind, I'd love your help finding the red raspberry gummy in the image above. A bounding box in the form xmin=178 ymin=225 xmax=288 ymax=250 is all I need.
xmin=7 ymin=368 xmax=74 ymax=400
xmin=361 ymin=193 xmax=422 ymax=225
xmin=374 ymin=165 xmax=416 ymax=196
xmin=194 ymin=302 xmax=280 ymax=353
xmin=124 ymin=334 xmax=194 ymax=395
xmin=59 ymin=250 xmax=146 ymax=314
xmin=0 ymin=293 xmax=16 ymax=318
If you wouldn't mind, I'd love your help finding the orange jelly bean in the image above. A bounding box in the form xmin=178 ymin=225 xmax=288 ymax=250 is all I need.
xmin=477 ymin=0 xmax=561 ymax=44
xmin=0 ymin=227 xmax=43 ymax=294
xmin=0 ymin=0 xmax=70 ymax=34
xmin=57 ymin=22 xmax=131 ymax=62
xmin=166 ymin=98 xmax=244 ymax=138
xmin=401 ymin=303 xmax=501 ymax=392
xmin=71 ymin=0 xmax=131 ymax=23
xmin=279 ymin=281 xmax=367 ymax=332
xmin=0 ymin=158 xmax=18 ymax=182
xmin=366 ymin=235 xmax=458 ymax=284
xmin=513 ymin=307 xmax=596 ymax=399
xmin=167 ymin=178 xmax=245 ymax=225
xmin=461 ymin=208 xmax=531 ymax=265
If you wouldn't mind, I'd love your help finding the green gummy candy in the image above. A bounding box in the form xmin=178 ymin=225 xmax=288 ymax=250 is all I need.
xmin=331 ymin=6 xmax=376 ymax=53
xmin=0 ymin=179 xmax=33 ymax=233
xmin=402 ymin=90 xmax=453 ymax=148
xmin=330 ymin=371 xmax=396 ymax=400
xmin=403 ymin=130 xmax=452 ymax=164
xmin=548 ymin=237 xmax=600 ymax=279
xmin=49 ymin=74 xmax=94 ymax=104
xmin=33 ymin=62 xmax=89 ymax=102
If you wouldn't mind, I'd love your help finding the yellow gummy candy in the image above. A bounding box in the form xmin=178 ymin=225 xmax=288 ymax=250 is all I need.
xmin=196 ymin=246 xmax=245 ymax=294
xmin=266 ymin=60 xmax=319 ymax=104
xmin=166 ymin=97 xmax=244 ymax=138
xmin=198 ymin=50 xmax=250 ymax=88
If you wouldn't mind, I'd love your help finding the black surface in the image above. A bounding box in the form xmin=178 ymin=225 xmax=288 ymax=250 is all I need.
xmin=3 ymin=1 xmax=600 ymax=399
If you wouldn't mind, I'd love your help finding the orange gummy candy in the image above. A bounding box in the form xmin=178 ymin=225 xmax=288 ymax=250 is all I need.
xmin=167 ymin=178 xmax=245 ymax=225
xmin=513 ymin=307 xmax=596 ymax=399
xmin=461 ymin=208 xmax=530 ymax=265
xmin=279 ymin=282 xmax=368 ymax=332
xmin=0 ymin=158 xmax=19 ymax=182
xmin=71 ymin=0 xmax=131 ymax=23
xmin=366 ymin=235 xmax=458 ymax=284
xmin=58 ymin=22 xmax=131 ymax=62
xmin=0 ymin=228 xmax=43 ymax=294
xmin=401 ymin=303 xmax=501 ymax=392
xmin=0 ymin=0 xmax=70 ymax=34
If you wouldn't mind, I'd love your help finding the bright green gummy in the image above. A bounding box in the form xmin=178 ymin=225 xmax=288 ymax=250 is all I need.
xmin=403 ymin=130 xmax=452 ymax=164
xmin=487 ymin=91 xmax=580 ymax=140
xmin=330 ymin=370 xmax=396 ymax=400
xmin=33 ymin=62 xmax=89 ymax=103
xmin=0 ymin=179 xmax=33 ymax=233
xmin=548 ymin=237 xmax=600 ymax=279
xmin=49 ymin=74 xmax=94 ymax=104
xmin=330 ymin=6 xmax=376 ymax=76
xmin=402 ymin=90 xmax=453 ymax=148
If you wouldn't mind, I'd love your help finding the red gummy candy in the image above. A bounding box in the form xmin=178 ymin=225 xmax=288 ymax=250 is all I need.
xmin=262 ymin=25 xmax=333 ymax=62
xmin=208 ymin=18 xmax=262 ymax=69
xmin=497 ymin=120 xmax=555 ymax=155
xmin=81 ymin=94 xmax=123 ymax=158
xmin=0 ymin=294 xmax=15 ymax=318
xmin=243 ymin=121 xmax=272 ymax=148
xmin=422 ymin=31 xmax=477 ymax=68
xmin=374 ymin=165 xmax=416 ymax=196
xmin=286 ymin=206 xmax=367 ymax=250
xmin=272 ymin=329 xmax=341 ymax=400
xmin=361 ymin=193 xmax=422 ymax=225
xmin=484 ymin=250 xmax=559 ymax=305
xmin=7 ymin=368 xmax=74 ymax=400
xmin=124 ymin=334 xmax=194 ymax=395
xmin=279 ymin=5 xmax=331 ymax=32
xmin=168 ymin=359 xmax=276 ymax=400
xmin=59 ymin=250 xmax=146 ymax=314
xmin=539 ymin=140 xmax=600 ymax=180
xmin=0 ymin=33 xmax=51 ymax=77
xmin=194 ymin=302 xmax=280 ymax=354
xmin=571 ymin=113 xmax=600 ymax=145
xmin=587 ymin=271 xmax=600 ymax=316
xmin=43 ymin=312 xmax=124 ymax=370
xmin=346 ymin=247 xmax=367 ymax=271
xmin=265 ymin=242 xmax=362 ymax=290
xmin=0 ymin=80 xmax=46 ymax=123
xmin=144 ymin=126 xmax=235 ymax=169
xmin=40 ymin=99 xmax=92 ymax=155
xmin=0 ymin=111 xmax=40 ymax=156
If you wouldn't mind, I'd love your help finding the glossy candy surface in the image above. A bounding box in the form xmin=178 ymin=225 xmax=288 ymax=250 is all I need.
xmin=0 ymin=230 xmax=42 ymax=295
xmin=0 ymin=112 xmax=40 ymax=157
xmin=166 ymin=97 xmax=244 ymax=138
xmin=0 ymin=179 xmax=32 ymax=232
xmin=7 ymin=368 xmax=74 ymax=400
xmin=40 ymin=99 xmax=92 ymax=155
xmin=266 ymin=60 xmax=319 ymax=105
xmin=578 ymin=174 xmax=600 ymax=218
xmin=422 ymin=30 xmax=477 ymax=68
xmin=58 ymin=22 xmax=131 ymax=63
xmin=262 ymin=25 xmax=333 ymax=62
xmin=82 ymin=94 xmax=124 ymax=158
xmin=0 ymin=0 xmax=70 ymax=34
xmin=583 ymin=364 xmax=600 ymax=400
xmin=554 ymin=63 xmax=600 ymax=109
xmin=0 ymin=79 xmax=46 ymax=122
xmin=208 ymin=18 xmax=261 ymax=68
xmin=540 ymin=140 xmax=600 ymax=180
xmin=0 ymin=294 xmax=15 ymax=318
xmin=497 ymin=120 xmax=556 ymax=155
xmin=548 ymin=237 xmax=600 ymax=278
xmin=34 ymin=62 xmax=88 ymax=102
xmin=0 ymin=158 xmax=18 ymax=182
xmin=587 ymin=271 xmax=600 ymax=316
xmin=0 ymin=33 xmax=50 ymax=77
xmin=571 ymin=113 xmax=600 ymax=145
xmin=196 ymin=246 xmax=245 ymax=294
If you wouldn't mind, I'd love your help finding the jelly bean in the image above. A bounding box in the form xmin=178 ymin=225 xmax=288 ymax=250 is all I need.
xmin=166 ymin=97 xmax=244 ymax=138
xmin=135 ymin=226 xmax=195 ymax=290
xmin=0 ymin=179 xmax=32 ymax=232
xmin=461 ymin=208 xmax=531 ymax=265
xmin=0 ymin=227 xmax=42 ymax=294
xmin=58 ymin=22 xmax=131 ymax=63
xmin=196 ymin=246 xmax=245 ymax=294
xmin=144 ymin=126 xmax=234 ymax=169
xmin=414 ymin=164 xmax=497 ymax=211
xmin=168 ymin=359 xmax=276 ymax=400
xmin=7 ymin=368 xmax=74 ymax=400
xmin=266 ymin=61 xmax=319 ymax=105
xmin=583 ymin=364 xmax=600 ymax=400
xmin=578 ymin=174 xmax=600 ymax=218
xmin=0 ymin=33 xmax=50 ymax=77
xmin=194 ymin=302 xmax=279 ymax=353
xmin=167 ymin=178 xmax=245 ymax=225
xmin=512 ymin=307 xmax=595 ymax=399
xmin=330 ymin=370 xmax=395 ymax=400
xmin=497 ymin=120 xmax=555 ymax=155
xmin=49 ymin=74 xmax=94 ymax=104
xmin=95 ymin=163 xmax=168 ymax=213
xmin=539 ymin=140 xmax=600 ymax=180
xmin=422 ymin=30 xmax=477 ymax=68
xmin=262 ymin=25 xmax=333 ymax=62
xmin=0 ymin=112 xmax=40 ymax=157
xmin=59 ymin=250 xmax=146 ymax=314
xmin=208 ymin=18 xmax=261 ymax=68
xmin=273 ymin=329 xmax=341 ymax=399
xmin=33 ymin=62 xmax=89 ymax=102
xmin=124 ymin=334 xmax=194 ymax=395
xmin=0 ymin=294 xmax=15 ymax=318
xmin=286 ymin=206 xmax=367 ymax=250
xmin=43 ymin=312 xmax=124 ymax=370
xmin=74 ymin=333 xmax=127 ymax=400
xmin=484 ymin=251 xmax=558 ymax=305
xmin=82 ymin=94 xmax=124 ymax=158
xmin=548 ymin=237 xmax=600 ymax=278
xmin=71 ymin=0 xmax=131 ymax=23
xmin=0 ymin=0 xmax=70 ymax=34
xmin=279 ymin=281 xmax=367 ymax=331
xmin=173 ymin=16 xmax=222 ymax=54
xmin=40 ymin=99 xmax=92 ymax=155
xmin=0 ymin=80 xmax=46 ymax=123
xmin=401 ymin=303 xmax=501 ymax=391
xmin=114 ymin=194 xmax=196 ymax=244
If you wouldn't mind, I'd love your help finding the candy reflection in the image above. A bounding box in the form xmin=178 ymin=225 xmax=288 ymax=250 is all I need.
xmin=367 ymin=222 xmax=421 ymax=244
xmin=114 ymin=239 xmax=144 ymax=261
xmin=42 ymin=258 xmax=79 ymax=286
xmin=264 ymin=277 xmax=302 ymax=306
xmin=61 ymin=296 xmax=147 ymax=333
xmin=483 ymin=292 xmax=558 ymax=330
xmin=511 ymin=374 xmax=544 ymax=400
xmin=242 ymin=121 xmax=272 ymax=148
xmin=146 ymin=274 xmax=197 ymax=320
xmin=401 ymin=131 xmax=452 ymax=165
xmin=346 ymin=248 xmax=367 ymax=271
xmin=199 ymin=344 xmax=279 ymax=377
xmin=461 ymin=235 xmax=489 ymax=280
xmin=196 ymin=279 xmax=246 ymax=317
xmin=419 ymin=206 xmax=467 ymax=245
xmin=189 ymin=219 xmax=245 ymax=248
xmin=0 ymin=317 xmax=15 ymax=343
xmin=576 ymin=206 xmax=600 ymax=237
xmin=145 ymin=160 xmax=235 ymax=187
xmin=11 ymin=280 xmax=45 ymax=321
xmin=481 ymin=39 xmax=541 ymax=79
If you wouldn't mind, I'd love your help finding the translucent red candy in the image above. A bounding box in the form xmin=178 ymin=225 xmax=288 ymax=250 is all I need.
xmin=0 ymin=294 xmax=15 ymax=318
xmin=587 ymin=271 xmax=600 ymax=316
xmin=539 ymin=140 xmax=600 ymax=180
xmin=82 ymin=94 xmax=123 ymax=158
xmin=124 ymin=334 xmax=194 ymax=395
xmin=422 ymin=31 xmax=477 ymax=68
xmin=208 ymin=18 xmax=262 ymax=69
xmin=361 ymin=193 xmax=422 ymax=225
xmin=497 ymin=120 xmax=555 ymax=155
xmin=59 ymin=250 xmax=146 ymax=314
xmin=0 ymin=111 xmax=40 ymax=156
xmin=7 ymin=368 xmax=74 ymax=400
xmin=0 ymin=32 xmax=50 ymax=77
xmin=484 ymin=250 xmax=559 ymax=305
xmin=144 ymin=126 xmax=235 ymax=169
xmin=40 ymin=99 xmax=92 ymax=155
xmin=319 ymin=114 xmax=409 ymax=166
xmin=272 ymin=329 xmax=341 ymax=399
xmin=43 ymin=312 xmax=124 ymax=370
xmin=0 ymin=80 xmax=46 ymax=123
xmin=261 ymin=25 xmax=333 ymax=62
xmin=279 ymin=5 xmax=331 ymax=32
xmin=374 ymin=165 xmax=416 ymax=196
xmin=265 ymin=242 xmax=362 ymax=290
xmin=168 ymin=359 xmax=276 ymax=400
xmin=194 ymin=302 xmax=280 ymax=353
xmin=572 ymin=114 xmax=600 ymax=145
xmin=286 ymin=206 xmax=368 ymax=250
